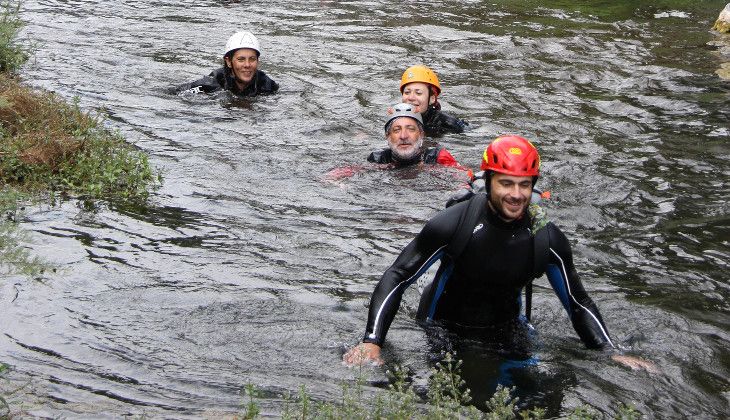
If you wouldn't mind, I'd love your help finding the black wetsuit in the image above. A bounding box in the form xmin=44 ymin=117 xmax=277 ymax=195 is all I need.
xmin=173 ymin=67 xmax=279 ymax=97
xmin=367 ymin=146 xmax=446 ymax=166
xmin=362 ymin=197 xmax=614 ymax=350
xmin=422 ymin=106 xmax=469 ymax=136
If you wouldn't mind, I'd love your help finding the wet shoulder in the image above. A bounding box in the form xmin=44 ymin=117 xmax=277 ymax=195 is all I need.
xmin=256 ymin=70 xmax=279 ymax=93
xmin=423 ymin=108 xmax=468 ymax=135
xmin=367 ymin=148 xmax=392 ymax=164
xmin=422 ymin=199 xmax=471 ymax=241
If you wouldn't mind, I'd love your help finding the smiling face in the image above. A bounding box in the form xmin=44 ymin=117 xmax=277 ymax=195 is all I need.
xmin=401 ymin=82 xmax=436 ymax=113
xmin=488 ymin=172 xmax=533 ymax=222
xmin=386 ymin=117 xmax=424 ymax=161
xmin=224 ymin=48 xmax=259 ymax=88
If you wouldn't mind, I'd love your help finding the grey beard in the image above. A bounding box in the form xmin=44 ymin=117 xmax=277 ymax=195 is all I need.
xmin=391 ymin=138 xmax=424 ymax=162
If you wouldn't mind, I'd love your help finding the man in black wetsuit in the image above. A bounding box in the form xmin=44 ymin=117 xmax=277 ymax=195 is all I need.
xmin=368 ymin=103 xmax=460 ymax=167
xmin=173 ymin=31 xmax=278 ymax=97
xmin=325 ymin=103 xmax=465 ymax=180
xmin=344 ymin=136 xmax=655 ymax=372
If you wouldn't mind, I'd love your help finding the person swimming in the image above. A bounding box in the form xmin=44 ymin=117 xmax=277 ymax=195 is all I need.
xmin=173 ymin=30 xmax=278 ymax=97
xmin=399 ymin=65 xmax=468 ymax=136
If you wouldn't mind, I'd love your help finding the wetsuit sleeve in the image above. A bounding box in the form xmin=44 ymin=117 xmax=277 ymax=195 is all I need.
xmin=436 ymin=149 xmax=459 ymax=167
xmin=362 ymin=204 xmax=464 ymax=346
xmin=543 ymin=223 xmax=615 ymax=350
xmin=436 ymin=149 xmax=473 ymax=179
xmin=170 ymin=68 xmax=225 ymax=95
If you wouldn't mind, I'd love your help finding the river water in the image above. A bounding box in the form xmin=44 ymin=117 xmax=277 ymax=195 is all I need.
xmin=2 ymin=0 xmax=728 ymax=418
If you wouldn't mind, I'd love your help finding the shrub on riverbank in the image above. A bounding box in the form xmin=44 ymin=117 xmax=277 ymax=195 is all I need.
xmin=0 ymin=74 xmax=158 ymax=200
xmin=0 ymin=0 xmax=157 ymax=277
xmin=0 ymin=0 xmax=156 ymax=201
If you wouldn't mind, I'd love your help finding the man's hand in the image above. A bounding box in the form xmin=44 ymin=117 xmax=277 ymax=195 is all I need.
xmin=611 ymin=354 xmax=660 ymax=373
xmin=342 ymin=342 xmax=383 ymax=366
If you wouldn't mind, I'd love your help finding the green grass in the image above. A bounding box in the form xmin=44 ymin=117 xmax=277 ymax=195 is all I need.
xmin=0 ymin=0 xmax=158 ymax=202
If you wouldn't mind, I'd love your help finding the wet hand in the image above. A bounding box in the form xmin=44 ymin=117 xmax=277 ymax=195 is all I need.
xmin=342 ymin=342 xmax=383 ymax=366
xmin=611 ymin=354 xmax=660 ymax=374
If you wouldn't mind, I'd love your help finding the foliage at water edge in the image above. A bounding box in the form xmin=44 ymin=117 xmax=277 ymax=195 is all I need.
xmin=0 ymin=1 xmax=159 ymax=277
xmin=237 ymin=353 xmax=642 ymax=420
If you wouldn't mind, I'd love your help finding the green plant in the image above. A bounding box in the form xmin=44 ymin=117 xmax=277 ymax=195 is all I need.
xmin=0 ymin=363 xmax=8 ymax=418
xmin=0 ymin=362 xmax=30 ymax=419
xmin=237 ymin=383 xmax=261 ymax=420
xmin=567 ymin=405 xmax=600 ymax=420
xmin=426 ymin=353 xmax=482 ymax=419
xmin=0 ymin=74 xmax=159 ymax=201
xmin=244 ymin=355 xmax=644 ymax=419
xmin=0 ymin=1 xmax=29 ymax=73
xmin=615 ymin=403 xmax=640 ymax=420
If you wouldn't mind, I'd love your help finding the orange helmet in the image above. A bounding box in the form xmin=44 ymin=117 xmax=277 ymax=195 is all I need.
xmin=481 ymin=135 xmax=540 ymax=177
xmin=400 ymin=65 xmax=441 ymax=96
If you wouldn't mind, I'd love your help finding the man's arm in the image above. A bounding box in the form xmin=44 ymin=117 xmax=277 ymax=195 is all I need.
xmin=541 ymin=223 xmax=660 ymax=372
xmin=361 ymin=234 xmax=447 ymax=346
xmin=543 ymin=223 xmax=614 ymax=349
xmin=343 ymin=203 xmax=464 ymax=365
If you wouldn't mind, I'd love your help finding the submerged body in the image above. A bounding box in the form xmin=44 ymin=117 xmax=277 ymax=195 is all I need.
xmin=367 ymin=145 xmax=459 ymax=167
xmin=174 ymin=67 xmax=279 ymax=97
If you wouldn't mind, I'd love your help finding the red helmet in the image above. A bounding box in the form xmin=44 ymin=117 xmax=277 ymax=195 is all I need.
xmin=480 ymin=135 xmax=540 ymax=177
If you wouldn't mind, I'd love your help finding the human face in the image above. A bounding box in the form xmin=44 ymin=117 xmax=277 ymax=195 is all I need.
xmin=225 ymin=48 xmax=258 ymax=87
xmin=386 ymin=117 xmax=424 ymax=161
xmin=488 ymin=173 xmax=533 ymax=222
xmin=401 ymin=82 xmax=436 ymax=113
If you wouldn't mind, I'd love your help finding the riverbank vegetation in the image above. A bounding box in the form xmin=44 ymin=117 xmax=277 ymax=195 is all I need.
xmin=237 ymin=354 xmax=641 ymax=419
xmin=0 ymin=1 xmax=157 ymax=276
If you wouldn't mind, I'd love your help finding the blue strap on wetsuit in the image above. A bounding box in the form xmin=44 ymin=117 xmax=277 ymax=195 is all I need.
xmin=418 ymin=193 xmax=488 ymax=321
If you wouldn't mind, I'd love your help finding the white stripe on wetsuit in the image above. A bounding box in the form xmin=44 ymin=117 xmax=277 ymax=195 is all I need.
xmin=550 ymin=248 xmax=615 ymax=348
xmin=368 ymin=245 xmax=447 ymax=340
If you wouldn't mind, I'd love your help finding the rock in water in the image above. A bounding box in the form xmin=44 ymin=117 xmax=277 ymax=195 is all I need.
xmin=713 ymin=3 xmax=730 ymax=33
xmin=716 ymin=62 xmax=730 ymax=80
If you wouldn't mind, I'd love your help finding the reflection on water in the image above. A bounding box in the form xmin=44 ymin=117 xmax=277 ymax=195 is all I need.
xmin=1 ymin=0 xmax=728 ymax=417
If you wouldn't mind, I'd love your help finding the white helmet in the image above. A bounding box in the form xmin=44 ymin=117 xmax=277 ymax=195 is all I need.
xmin=384 ymin=103 xmax=423 ymax=133
xmin=224 ymin=31 xmax=260 ymax=57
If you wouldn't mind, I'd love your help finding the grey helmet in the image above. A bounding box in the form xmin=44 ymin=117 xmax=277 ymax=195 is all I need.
xmin=384 ymin=103 xmax=424 ymax=133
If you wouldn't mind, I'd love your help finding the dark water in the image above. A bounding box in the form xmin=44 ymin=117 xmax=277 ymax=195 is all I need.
xmin=2 ymin=0 xmax=728 ymax=417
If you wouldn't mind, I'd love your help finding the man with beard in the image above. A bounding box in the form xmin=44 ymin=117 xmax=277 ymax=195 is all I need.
xmin=173 ymin=31 xmax=278 ymax=97
xmin=344 ymin=135 xmax=656 ymax=372
xmin=367 ymin=103 xmax=459 ymax=167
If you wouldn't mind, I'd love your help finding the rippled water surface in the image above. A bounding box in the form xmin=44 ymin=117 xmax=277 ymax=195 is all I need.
xmin=2 ymin=0 xmax=729 ymax=417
